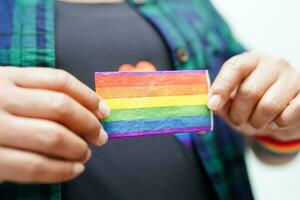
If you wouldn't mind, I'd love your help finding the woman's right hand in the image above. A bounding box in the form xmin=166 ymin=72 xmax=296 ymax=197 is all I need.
xmin=0 ymin=67 xmax=110 ymax=184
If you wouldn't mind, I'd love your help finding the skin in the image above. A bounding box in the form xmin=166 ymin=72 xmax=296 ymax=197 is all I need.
xmin=208 ymin=51 xmax=300 ymax=147
xmin=0 ymin=67 xmax=110 ymax=183
xmin=0 ymin=0 xmax=118 ymax=186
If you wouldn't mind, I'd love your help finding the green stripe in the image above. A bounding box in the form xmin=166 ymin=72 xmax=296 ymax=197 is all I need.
xmin=103 ymin=105 xmax=210 ymax=122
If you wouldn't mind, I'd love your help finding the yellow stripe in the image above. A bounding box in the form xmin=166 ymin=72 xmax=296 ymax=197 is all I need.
xmin=106 ymin=95 xmax=208 ymax=110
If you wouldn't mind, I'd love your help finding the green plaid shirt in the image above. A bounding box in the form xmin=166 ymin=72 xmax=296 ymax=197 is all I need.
xmin=0 ymin=0 xmax=253 ymax=199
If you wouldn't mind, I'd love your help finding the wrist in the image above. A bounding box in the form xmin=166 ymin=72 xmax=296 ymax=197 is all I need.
xmin=251 ymin=136 xmax=300 ymax=165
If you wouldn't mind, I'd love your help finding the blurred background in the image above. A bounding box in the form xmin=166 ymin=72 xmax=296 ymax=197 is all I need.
xmin=211 ymin=0 xmax=300 ymax=199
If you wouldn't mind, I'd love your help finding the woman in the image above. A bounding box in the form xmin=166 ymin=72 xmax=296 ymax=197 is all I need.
xmin=0 ymin=0 xmax=300 ymax=199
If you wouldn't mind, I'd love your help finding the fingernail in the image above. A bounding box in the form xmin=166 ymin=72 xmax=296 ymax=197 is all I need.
xmin=269 ymin=122 xmax=279 ymax=130
xmin=73 ymin=163 xmax=85 ymax=175
xmin=98 ymin=101 xmax=111 ymax=118
xmin=96 ymin=110 xmax=104 ymax=119
xmin=208 ymin=95 xmax=221 ymax=110
xmin=83 ymin=149 xmax=92 ymax=163
xmin=97 ymin=128 xmax=108 ymax=146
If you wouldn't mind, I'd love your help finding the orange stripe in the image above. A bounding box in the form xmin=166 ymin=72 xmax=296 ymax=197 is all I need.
xmin=95 ymin=72 xmax=207 ymax=87
xmin=96 ymin=84 xmax=208 ymax=98
xmin=260 ymin=141 xmax=300 ymax=152
xmin=262 ymin=145 xmax=299 ymax=153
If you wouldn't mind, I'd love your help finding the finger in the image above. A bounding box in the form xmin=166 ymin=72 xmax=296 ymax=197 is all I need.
xmin=213 ymin=98 xmax=234 ymax=126
xmin=229 ymin=62 xmax=278 ymax=125
xmin=249 ymin=75 xmax=299 ymax=129
xmin=0 ymin=112 xmax=89 ymax=162
xmin=3 ymin=87 xmax=104 ymax=145
xmin=208 ymin=52 xmax=259 ymax=111
xmin=0 ymin=146 xmax=85 ymax=183
xmin=6 ymin=67 xmax=110 ymax=117
xmin=214 ymin=100 xmax=257 ymax=137
xmin=275 ymin=92 xmax=300 ymax=128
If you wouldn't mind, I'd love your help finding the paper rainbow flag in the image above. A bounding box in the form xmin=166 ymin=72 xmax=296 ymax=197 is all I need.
xmin=95 ymin=70 xmax=213 ymax=139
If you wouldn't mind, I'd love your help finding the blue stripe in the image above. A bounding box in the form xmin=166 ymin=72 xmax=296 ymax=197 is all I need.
xmin=36 ymin=3 xmax=46 ymax=49
xmin=103 ymin=115 xmax=211 ymax=134
xmin=0 ymin=0 xmax=14 ymax=49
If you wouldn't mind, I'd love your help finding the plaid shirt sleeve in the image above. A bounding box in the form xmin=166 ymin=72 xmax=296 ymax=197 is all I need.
xmin=0 ymin=183 xmax=60 ymax=200
xmin=0 ymin=0 xmax=59 ymax=200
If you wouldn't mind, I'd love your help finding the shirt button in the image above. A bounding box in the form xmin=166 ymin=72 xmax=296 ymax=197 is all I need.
xmin=177 ymin=49 xmax=189 ymax=63
xmin=133 ymin=0 xmax=146 ymax=5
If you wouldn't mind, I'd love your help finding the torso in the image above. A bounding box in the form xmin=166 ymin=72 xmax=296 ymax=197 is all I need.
xmin=56 ymin=1 xmax=217 ymax=199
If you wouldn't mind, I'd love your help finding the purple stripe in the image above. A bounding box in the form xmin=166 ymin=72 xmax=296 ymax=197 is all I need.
xmin=108 ymin=126 xmax=210 ymax=139
xmin=36 ymin=3 xmax=46 ymax=49
xmin=95 ymin=70 xmax=207 ymax=76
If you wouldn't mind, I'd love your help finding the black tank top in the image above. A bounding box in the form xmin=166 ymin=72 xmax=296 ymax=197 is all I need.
xmin=55 ymin=1 xmax=217 ymax=200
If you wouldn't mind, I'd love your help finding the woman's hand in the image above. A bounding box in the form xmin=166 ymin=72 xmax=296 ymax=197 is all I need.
xmin=208 ymin=51 xmax=300 ymax=141
xmin=0 ymin=67 xmax=110 ymax=183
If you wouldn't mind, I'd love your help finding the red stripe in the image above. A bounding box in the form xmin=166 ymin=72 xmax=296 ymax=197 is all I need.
xmin=95 ymin=72 xmax=207 ymax=88
xmin=256 ymin=136 xmax=300 ymax=147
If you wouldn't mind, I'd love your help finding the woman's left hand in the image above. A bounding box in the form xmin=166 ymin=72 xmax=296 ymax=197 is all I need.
xmin=208 ymin=51 xmax=300 ymax=141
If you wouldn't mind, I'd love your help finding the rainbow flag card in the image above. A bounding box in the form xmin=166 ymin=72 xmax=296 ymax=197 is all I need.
xmin=95 ymin=70 xmax=213 ymax=139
